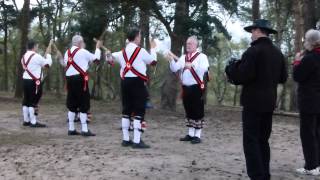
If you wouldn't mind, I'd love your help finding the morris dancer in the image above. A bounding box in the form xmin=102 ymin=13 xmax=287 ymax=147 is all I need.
xmin=21 ymin=40 xmax=53 ymax=127
xmin=166 ymin=36 xmax=209 ymax=144
xmin=62 ymin=35 xmax=101 ymax=136
xmin=106 ymin=27 xmax=157 ymax=148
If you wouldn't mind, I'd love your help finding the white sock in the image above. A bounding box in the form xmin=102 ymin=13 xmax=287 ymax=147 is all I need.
xmin=68 ymin=111 xmax=76 ymax=131
xmin=133 ymin=119 xmax=141 ymax=144
xmin=188 ymin=127 xmax=195 ymax=137
xmin=195 ymin=129 xmax=202 ymax=138
xmin=122 ymin=118 xmax=130 ymax=141
xmin=22 ymin=106 xmax=30 ymax=122
xmin=80 ymin=112 xmax=88 ymax=132
xmin=29 ymin=107 xmax=37 ymax=124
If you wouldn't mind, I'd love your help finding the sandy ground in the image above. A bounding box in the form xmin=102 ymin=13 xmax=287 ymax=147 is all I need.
xmin=0 ymin=95 xmax=318 ymax=180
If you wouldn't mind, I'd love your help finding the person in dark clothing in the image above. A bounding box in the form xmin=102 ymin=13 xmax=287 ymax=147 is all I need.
xmin=225 ymin=19 xmax=288 ymax=180
xmin=293 ymin=29 xmax=320 ymax=176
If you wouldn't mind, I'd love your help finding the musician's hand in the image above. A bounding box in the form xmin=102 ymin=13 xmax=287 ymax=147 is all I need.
xmin=166 ymin=51 xmax=179 ymax=62
xmin=95 ymin=40 xmax=102 ymax=49
xmin=295 ymin=51 xmax=304 ymax=61
xmin=164 ymin=52 xmax=173 ymax=62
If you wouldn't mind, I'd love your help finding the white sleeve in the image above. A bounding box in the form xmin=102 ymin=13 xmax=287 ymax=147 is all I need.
xmin=85 ymin=48 xmax=101 ymax=62
xmin=38 ymin=54 xmax=52 ymax=67
xmin=141 ymin=48 xmax=157 ymax=65
xmin=201 ymin=54 xmax=209 ymax=71
xmin=107 ymin=51 xmax=122 ymax=64
xmin=194 ymin=54 xmax=209 ymax=74
xmin=169 ymin=56 xmax=184 ymax=73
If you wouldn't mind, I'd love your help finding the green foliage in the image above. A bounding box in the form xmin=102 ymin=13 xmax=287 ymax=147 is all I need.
xmin=207 ymin=33 xmax=248 ymax=105
xmin=215 ymin=0 xmax=238 ymax=14
xmin=1 ymin=0 xmax=279 ymax=106
xmin=0 ymin=0 xmax=18 ymax=30
xmin=77 ymin=0 xmax=110 ymax=51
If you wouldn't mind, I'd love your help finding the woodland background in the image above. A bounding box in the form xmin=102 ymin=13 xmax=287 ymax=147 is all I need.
xmin=0 ymin=0 xmax=319 ymax=112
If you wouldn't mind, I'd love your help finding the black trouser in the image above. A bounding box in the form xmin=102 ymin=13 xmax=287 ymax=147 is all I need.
xmin=300 ymin=113 xmax=320 ymax=170
xmin=121 ymin=77 xmax=147 ymax=118
xmin=182 ymin=85 xmax=204 ymax=120
xmin=66 ymin=75 xmax=90 ymax=113
xmin=22 ymin=79 xmax=43 ymax=107
xmin=242 ymin=110 xmax=273 ymax=180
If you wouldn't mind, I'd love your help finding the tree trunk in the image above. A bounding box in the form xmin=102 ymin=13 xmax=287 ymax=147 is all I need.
xmin=54 ymin=0 xmax=64 ymax=97
xmin=3 ymin=17 xmax=9 ymax=91
xmin=139 ymin=2 xmax=150 ymax=51
xmin=272 ymin=0 xmax=292 ymax=111
xmin=15 ymin=0 xmax=30 ymax=98
xmin=201 ymin=0 xmax=209 ymax=104
xmin=160 ymin=0 xmax=188 ymax=110
xmin=290 ymin=0 xmax=304 ymax=111
xmin=303 ymin=0 xmax=316 ymax=31
xmin=252 ymin=0 xmax=260 ymax=21
xmin=139 ymin=3 xmax=152 ymax=93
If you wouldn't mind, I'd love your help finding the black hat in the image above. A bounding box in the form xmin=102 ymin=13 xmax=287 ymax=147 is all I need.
xmin=244 ymin=19 xmax=277 ymax=34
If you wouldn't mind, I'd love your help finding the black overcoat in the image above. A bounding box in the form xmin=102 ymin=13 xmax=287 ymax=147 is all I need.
xmin=225 ymin=37 xmax=288 ymax=112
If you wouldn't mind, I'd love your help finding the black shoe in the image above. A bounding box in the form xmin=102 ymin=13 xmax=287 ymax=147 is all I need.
xmin=81 ymin=130 xmax=96 ymax=136
xmin=30 ymin=122 xmax=46 ymax=128
xmin=132 ymin=140 xmax=150 ymax=149
xmin=191 ymin=137 xmax=201 ymax=144
xmin=68 ymin=130 xmax=80 ymax=136
xmin=22 ymin=122 xmax=31 ymax=126
xmin=121 ymin=140 xmax=133 ymax=147
xmin=180 ymin=135 xmax=194 ymax=141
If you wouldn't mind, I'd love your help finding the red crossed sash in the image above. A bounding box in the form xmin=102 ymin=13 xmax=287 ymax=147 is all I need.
xmin=121 ymin=47 xmax=148 ymax=81
xmin=184 ymin=52 xmax=205 ymax=90
xmin=21 ymin=53 xmax=42 ymax=94
xmin=66 ymin=48 xmax=89 ymax=91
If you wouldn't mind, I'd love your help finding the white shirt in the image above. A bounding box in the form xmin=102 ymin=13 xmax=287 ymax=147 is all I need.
xmin=22 ymin=50 xmax=52 ymax=80
xmin=170 ymin=52 xmax=209 ymax=86
xmin=108 ymin=42 xmax=157 ymax=78
xmin=63 ymin=46 xmax=101 ymax=76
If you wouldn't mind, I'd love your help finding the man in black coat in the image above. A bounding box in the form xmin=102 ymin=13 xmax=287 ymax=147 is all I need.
xmin=225 ymin=19 xmax=288 ymax=180
xmin=293 ymin=29 xmax=320 ymax=176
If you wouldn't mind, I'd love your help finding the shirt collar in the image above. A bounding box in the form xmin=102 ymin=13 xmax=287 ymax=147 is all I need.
xmin=71 ymin=45 xmax=81 ymax=49
xmin=127 ymin=42 xmax=138 ymax=48
xmin=251 ymin=37 xmax=272 ymax=46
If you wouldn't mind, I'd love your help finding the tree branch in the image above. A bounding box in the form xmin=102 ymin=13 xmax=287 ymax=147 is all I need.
xmin=148 ymin=0 xmax=173 ymax=36
xmin=11 ymin=0 xmax=18 ymax=11
xmin=190 ymin=3 xmax=201 ymax=18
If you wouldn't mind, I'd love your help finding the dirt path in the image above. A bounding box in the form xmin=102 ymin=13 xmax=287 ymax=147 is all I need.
xmin=0 ymin=95 xmax=316 ymax=180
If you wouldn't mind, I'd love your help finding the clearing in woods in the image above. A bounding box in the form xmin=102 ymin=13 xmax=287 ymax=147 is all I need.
xmin=0 ymin=94 xmax=311 ymax=180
